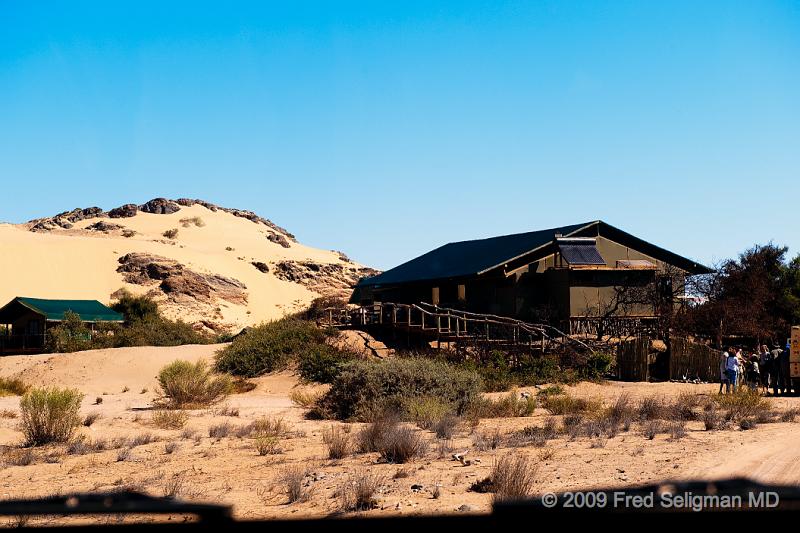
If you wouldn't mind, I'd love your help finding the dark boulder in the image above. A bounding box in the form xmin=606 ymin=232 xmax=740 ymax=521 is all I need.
xmin=138 ymin=198 xmax=181 ymax=215
xmin=108 ymin=204 xmax=139 ymax=218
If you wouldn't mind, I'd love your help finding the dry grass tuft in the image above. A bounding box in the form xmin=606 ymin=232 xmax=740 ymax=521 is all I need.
xmin=337 ymin=470 xmax=384 ymax=512
xmin=541 ymin=394 xmax=602 ymax=416
xmin=208 ymin=422 xmax=235 ymax=439
xmin=280 ymin=465 xmax=311 ymax=504
xmin=290 ymin=388 xmax=324 ymax=408
xmin=0 ymin=377 xmax=29 ymax=397
xmin=82 ymin=412 xmax=102 ymax=427
xmin=489 ymin=454 xmax=538 ymax=502
xmin=323 ymin=426 xmax=350 ymax=460
xmin=377 ymin=425 xmax=427 ymax=464
xmin=151 ymin=410 xmax=189 ymax=430
xmin=3 ymin=448 xmax=36 ymax=467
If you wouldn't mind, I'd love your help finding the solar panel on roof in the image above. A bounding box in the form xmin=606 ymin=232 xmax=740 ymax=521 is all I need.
xmin=558 ymin=242 xmax=605 ymax=265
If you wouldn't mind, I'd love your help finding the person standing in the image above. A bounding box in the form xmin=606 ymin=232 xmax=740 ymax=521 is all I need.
xmin=725 ymin=348 xmax=739 ymax=394
xmin=719 ymin=348 xmax=730 ymax=394
xmin=746 ymin=355 xmax=760 ymax=391
xmin=759 ymin=344 xmax=772 ymax=393
xmin=771 ymin=344 xmax=784 ymax=396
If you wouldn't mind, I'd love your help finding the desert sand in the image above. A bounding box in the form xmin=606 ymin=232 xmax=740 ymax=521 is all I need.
xmin=0 ymin=203 xmax=368 ymax=331
xmin=3 ymin=344 xmax=800 ymax=526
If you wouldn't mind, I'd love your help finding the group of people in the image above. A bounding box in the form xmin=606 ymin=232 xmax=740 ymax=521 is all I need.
xmin=719 ymin=343 xmax=793 ymax=395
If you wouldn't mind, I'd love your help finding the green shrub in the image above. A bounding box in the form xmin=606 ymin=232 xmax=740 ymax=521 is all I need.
xmin=581 ymin=352 xmax=615 ymax=379
xmin=45 ymin=311 xmax=93 ymax=353
xmin=297 ymin=344 xmax=356 ymax=384
xmin=714 ymin=389 xmax=771 ymax=420
xmin=20 ymin=387 xmax=84 ymax=446
xmin=157 ymin=360 xmax=232 ymax=408
xmin=320 ymin=358 xmax=482 ymax=421
xmin=405 ymin=396 xmax=454 ymax=429
xmin=541 ymin=393 xmax=602 ymax=415
xmin=113 ymin=317 xmax=212 ymax=347
xmin=111 ymin=291 xmax=160 ymax=323
xmin=215 ymin=318 xmax=329 ymax=377
xmin=466 ymin=393 xmax=537 ymax=419
xmin=0 ymin=377 xmax=29 ymax=397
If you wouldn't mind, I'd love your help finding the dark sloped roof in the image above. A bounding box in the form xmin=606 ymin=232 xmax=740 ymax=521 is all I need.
xmin=0 ymin=297 xmax=124 ymax=323
xmin=358 ymin=220 xmax=713 ymax=287
xmin=358 ymin=222 xmax=591 ymax=286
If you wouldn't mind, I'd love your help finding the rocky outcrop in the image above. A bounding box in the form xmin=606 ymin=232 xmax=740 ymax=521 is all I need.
xmin=251 ymin=261 xmax=270 ymax=273
xmin=266 ymin=232 xmax=291 ymax=248
xmin=117 ymin=252 xmax=248 ymax=305
xmin=86 ymin=221 xmax=125 ymax=233
xmin=29 ymin=207 xmax=105 ymax=231
xmin=27 ymin=198 xmax=296 ymax=244
xmin=108 ymin=204 xmax=139 ymax=218
xmin=139 ymin=198 xmax=181 ymax=215
xmin=272 ymin=260 xmax=380 ymax=299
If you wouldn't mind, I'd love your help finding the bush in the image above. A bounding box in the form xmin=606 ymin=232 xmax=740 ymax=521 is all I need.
xmin=163 ymin=228 xmax=179 ymax=239
xmin=377 ymin=425 xmax=427 ymax=463
xmin=157 ymin=360 xmax=232 ymax=408
xmin=489 ymin=454 xmax=538 ymax=502
xmin=405 ymin=396 xmax=454 ymax=430
xmin=297 ymin=344 xmax=356 ymax=384
xmin=637 ymin=397 xmax=666 ymax=421
xmin=111 ymin=291 xmax=160 ymax=323
xmin=433 ymin=414 xmax=460 ymax=439
xmin=280 ymin=466 xmax=311 ymax=503
xmin=44 ymin=311 xmax=93 ymax=353
xmin=337 ymin=470 xmax=383 ymax=512
xmin=151 ymin=410 xmax=189 ymax=429
xmin=113 ymin=317 xmax=212 ymax=347
xmin=0 ymin=377 xmax=29 ymax=397
xmin=581 ymin=352 xmax=615 ymax=379
xmin=714 ymin=390 xmax=771 ymax=420
xmin=320 ymin=358 xmax=482 ymax=421
xmin=541 ymin=394 xmax=602 ymax=416
xmin=323 ymin=426 xmax=351 ymax=459
xmin=466 ymin=393 xmax=537 ymax=419
xmin=357 ymin=414 xmax=400 ymax=453
xmin=20 ymin=387 xmax=84 ymax=446
xmin=215 ymin=318 xmax=329 ymax=377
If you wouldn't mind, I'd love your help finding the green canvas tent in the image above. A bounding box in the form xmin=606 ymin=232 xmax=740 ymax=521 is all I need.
xmin=0 ymin=297 xmax=123 ymax=354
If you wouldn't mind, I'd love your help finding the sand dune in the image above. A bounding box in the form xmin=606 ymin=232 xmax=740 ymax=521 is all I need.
xmin=0 ymin=201 xmax=374 ymax=331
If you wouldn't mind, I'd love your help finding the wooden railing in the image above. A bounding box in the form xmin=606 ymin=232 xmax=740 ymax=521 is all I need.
xmin=320 ymin=302 xmax=595 ymax=353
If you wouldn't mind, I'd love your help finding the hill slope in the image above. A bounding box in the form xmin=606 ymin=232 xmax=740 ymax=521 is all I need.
xmin=0 ymin=198 xmax=376 ymax=332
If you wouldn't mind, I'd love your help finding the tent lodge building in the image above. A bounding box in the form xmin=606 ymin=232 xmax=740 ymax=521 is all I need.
xmin=0 ymin=297 xmax=124 ymax=354
xmin=352 ymin=221 xmax=712 ymax=336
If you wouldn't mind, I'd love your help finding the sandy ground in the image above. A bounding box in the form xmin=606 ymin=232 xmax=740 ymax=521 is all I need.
xmin=0 ymin=204 xmax=356 ymax=328
xmin=2 ymin=345 xmax=800 ymax=525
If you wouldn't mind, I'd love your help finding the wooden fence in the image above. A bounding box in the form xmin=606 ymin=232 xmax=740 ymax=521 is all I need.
xmin=616 ymin=337 xmax=653 ymax=381
xmin=669 ymin=337 xmax=721 ymax=382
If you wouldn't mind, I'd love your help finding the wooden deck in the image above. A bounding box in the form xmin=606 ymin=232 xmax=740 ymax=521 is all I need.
xmin=320 ymin=302 xmax=596 ymax=353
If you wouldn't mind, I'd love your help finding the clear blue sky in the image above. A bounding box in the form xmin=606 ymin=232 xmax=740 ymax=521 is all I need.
xmin=2 ymin=1 xmax=799 ymax=270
